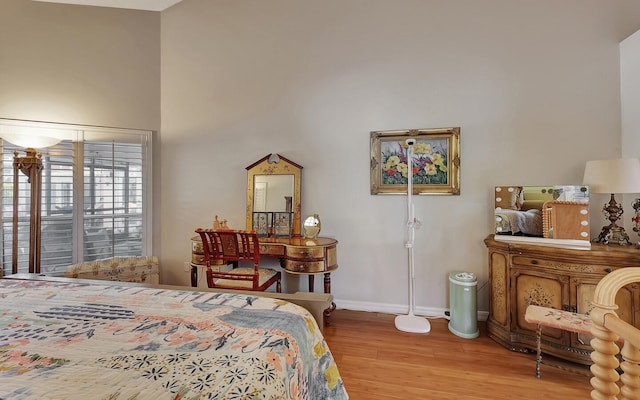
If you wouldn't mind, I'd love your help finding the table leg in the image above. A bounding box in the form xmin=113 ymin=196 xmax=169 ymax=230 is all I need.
xmin=190 ymin=264 xmax=198 ymax=287
xmin=308 ymin=275 xmax=314 ymax=292
xmin=324 ymin=272 xmax=331 ymax=293
xmin=323 ymin=272 xmax=337 ymax=325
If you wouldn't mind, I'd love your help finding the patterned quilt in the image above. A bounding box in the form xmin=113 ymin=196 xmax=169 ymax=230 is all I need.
xmin=0 ymin=279 xmax=348 ymax=399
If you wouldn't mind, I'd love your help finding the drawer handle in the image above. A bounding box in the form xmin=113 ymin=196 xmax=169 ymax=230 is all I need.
xmin=605 ymin=268 xmax=612 ymax=273
xmin=530 ymin=260 xmax=538 ymax=265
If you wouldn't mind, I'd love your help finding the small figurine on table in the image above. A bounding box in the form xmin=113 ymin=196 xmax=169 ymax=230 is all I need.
xmin=213 ymin=215 xmax=229 ymax=230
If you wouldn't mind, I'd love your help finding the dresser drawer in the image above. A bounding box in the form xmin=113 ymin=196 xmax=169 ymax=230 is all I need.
xmin=259 ymin=243 xmax=285 ymax=257
xmin=284 ymin=259 xmax=327 ymax=273
xmin=512 ymin=255 xmax=613 ymax=274
xmin=286 ymin=246 xmax=325 ymax=260
xmin=191 ymin=254 xmax=205 ymax=265
xmin=191 ymin=255 xmax=224 ymax=266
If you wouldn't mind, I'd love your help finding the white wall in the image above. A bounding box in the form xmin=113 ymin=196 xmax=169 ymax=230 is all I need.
xmin=621 ymin=29 xmax=640 ymax=238
xmin=160 ymin=0 xmax=640 ymax=314
xmin=0 ymin=0 xmax=160 ymax=130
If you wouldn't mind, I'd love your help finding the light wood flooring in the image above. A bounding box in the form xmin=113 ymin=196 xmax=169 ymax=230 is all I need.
xmin=323 ymin=310 xmax=592 ymax=399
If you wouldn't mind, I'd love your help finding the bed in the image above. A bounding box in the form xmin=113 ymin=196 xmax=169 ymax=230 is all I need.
xmin=0 ymin=277 xmax=348 ymax=399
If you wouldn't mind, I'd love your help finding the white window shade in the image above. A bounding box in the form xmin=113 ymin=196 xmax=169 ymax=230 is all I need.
xmin=83 ymin=140 xmax=144 ymax=260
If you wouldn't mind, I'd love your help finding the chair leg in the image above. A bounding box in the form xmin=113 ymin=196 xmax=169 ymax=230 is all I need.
xmin=535 ymin=324 xmax=542 ymax=379
xmin=205 ymin=267 xmax=214 ymax=288
xmin=276 ymin=279 xmax=282 ymax=293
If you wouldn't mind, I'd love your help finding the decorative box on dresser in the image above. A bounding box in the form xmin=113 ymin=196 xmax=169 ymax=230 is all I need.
xmin=484 ymin=234 xmax=640 ymax=366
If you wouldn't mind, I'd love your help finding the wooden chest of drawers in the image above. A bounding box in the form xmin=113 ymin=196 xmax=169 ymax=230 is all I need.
xmin=485 ymin=234 xmax=640 ymax=365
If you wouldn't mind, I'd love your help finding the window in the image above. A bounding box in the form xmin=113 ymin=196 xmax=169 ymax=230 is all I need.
xmin=0 ymin=120 xmax=152 ymax=276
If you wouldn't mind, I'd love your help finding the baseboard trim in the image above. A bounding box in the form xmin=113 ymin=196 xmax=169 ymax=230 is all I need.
xmin=334 ymin=298 xmax=489 ymax=321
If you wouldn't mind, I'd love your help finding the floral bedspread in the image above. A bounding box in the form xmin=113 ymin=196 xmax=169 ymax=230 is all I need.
xmin=0 ymin=279 xmax=348 ymax=399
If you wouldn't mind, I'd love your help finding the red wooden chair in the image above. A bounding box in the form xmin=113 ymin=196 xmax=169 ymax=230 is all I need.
xmin=195 ymin=228 xmax=281 ymax=292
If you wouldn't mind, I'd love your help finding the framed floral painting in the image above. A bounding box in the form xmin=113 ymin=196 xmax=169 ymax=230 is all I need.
xmin=370 ymin=127 xmax=460 ymax=195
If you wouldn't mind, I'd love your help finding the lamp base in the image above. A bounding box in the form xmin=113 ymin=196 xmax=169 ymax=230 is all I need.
xmin=395 ymin=314 xmax=431 ymax=334
xmin=594 ymin=194 xmax=631 ymax=246
xmin=595 ymin=224 xmax=631 ymax=246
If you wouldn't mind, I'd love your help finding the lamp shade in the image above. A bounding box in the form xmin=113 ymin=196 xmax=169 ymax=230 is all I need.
xmin=0 ymin=122 xmax=75 ymax=149
xmin=583 ymin=158 xmax=640 ymax=194
xmin=1 ymin=133 xmax=61 ymax=149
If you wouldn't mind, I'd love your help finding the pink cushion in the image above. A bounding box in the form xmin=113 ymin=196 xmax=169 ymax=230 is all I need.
xmin=524 ymin=305 xmax=592 ymax=334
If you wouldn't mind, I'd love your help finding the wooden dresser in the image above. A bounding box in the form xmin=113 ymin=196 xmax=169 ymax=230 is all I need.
xmin=484 ymin=234 xmax=640 ymax=365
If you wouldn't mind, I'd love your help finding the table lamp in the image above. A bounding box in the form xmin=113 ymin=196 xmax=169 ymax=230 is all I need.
xmin=583 ymin=158 xmax=640 ymax=245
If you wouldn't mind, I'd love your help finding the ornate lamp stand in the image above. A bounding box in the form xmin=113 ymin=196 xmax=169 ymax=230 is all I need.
xmin=594 ymin=194 xmax=631 ymax=245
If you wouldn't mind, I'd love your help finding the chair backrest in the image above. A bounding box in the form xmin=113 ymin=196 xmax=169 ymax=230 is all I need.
xmin=196 ymin=229 xmax=260 ymax=268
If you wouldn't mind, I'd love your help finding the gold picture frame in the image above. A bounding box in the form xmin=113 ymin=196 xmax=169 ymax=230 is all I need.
xmin=370 ymin=127 xmax=460 ymax=195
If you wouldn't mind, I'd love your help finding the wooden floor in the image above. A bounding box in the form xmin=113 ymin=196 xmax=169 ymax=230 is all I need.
xmin=323 ymin=310 xmax=591 ymax=400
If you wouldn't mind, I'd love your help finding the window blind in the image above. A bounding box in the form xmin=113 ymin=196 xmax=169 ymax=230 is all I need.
xmin=83 ymin=140 xmax=144 ymax=261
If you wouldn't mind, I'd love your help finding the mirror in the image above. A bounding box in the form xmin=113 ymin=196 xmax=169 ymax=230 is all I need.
xmin=246 ymin=154 xmax=302 ymax=237
xmin=494 ymin=185 xmax=590 ymax=240
xmin=303 ymin=214 xmax=321 ymax=239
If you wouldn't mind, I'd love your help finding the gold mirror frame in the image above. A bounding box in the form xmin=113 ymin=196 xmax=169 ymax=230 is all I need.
xmin=246 ymin=154 xmax=303 ymax=237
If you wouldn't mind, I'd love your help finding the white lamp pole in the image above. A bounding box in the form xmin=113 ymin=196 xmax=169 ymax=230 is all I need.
xmin=395 ymin=139 xmax=431 ymax=333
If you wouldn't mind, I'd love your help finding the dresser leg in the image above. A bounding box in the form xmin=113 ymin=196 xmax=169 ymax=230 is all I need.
xmin=308 ymin=275 xmax=314 ymax=292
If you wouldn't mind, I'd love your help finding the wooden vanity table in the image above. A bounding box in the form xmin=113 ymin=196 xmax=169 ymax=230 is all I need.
xmin=190 ymin=235 xmax=338 ymax=319
xmin=190 ymin=235 xmax=338 ymax=288
xmin=191 ymin=153 xmax=339 ymax=322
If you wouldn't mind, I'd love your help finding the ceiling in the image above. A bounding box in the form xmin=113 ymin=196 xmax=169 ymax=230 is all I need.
xmin=33 ymin=0 xmax=183 ymax=11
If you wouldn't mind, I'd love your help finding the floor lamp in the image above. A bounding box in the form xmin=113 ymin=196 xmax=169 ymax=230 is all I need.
xmin=1 ymin=128 xmax=64 ymax=275
xmin=12 ymin=148 xmax=44 ymax=274
xmin=395 ymin=138 xmax=431 ymax=334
